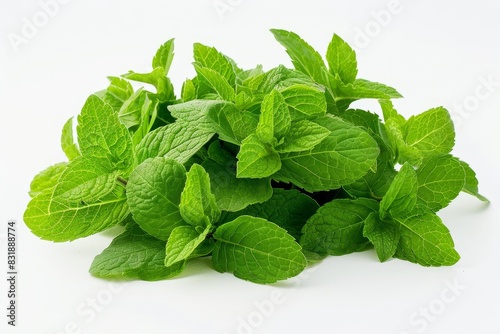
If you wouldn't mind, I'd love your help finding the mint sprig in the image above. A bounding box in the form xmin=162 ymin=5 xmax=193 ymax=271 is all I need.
xmin=23 ymin=29 xmax=488 ymax=284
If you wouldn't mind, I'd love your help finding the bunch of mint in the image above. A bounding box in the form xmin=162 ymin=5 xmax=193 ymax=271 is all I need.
xmin=24 ymin=30 xmax=487 ymax=284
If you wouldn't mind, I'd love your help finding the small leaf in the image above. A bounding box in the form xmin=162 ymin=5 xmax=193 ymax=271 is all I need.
xmin=300 ymin=198 xmax=379 ymax=255
xmin=363 ymin=213 xmax=400 ymax=262
xmin=180 ymin=164 xmax=221 ymax=227
xmin=77 ymin=95 xmax=134 ymax=172
xmin=165 ymin=225 xmax=211 ymax=267
xmin=326 ymin=34 xmax=358 ymax=84
xmin=271 ymin=29 xmax=328 ymax=85
xmin=118 ymin=88 xmax=148 ymax=129
xmin=152 ymin=38 xmax=175 ymax=75
xmin=256 ymin=89 xmax=291 ymax=143
xmin=459 ymin=160 xmax=489 ymax=202
xmin=379 ymin=162 xmax=418 ymax=218
xmin=181 ymin=78 xmax=197 ymax=102
xmin=236 ymin=134 xmax=281 ymax=178
xmin=193 ymin=43 xmax=235 ymax=85
xmin=207 ymin=102 xmax=259 ymax=145
xmin=194 ymin=65 xmax=235 ymax=101
xmin=99 ymin=76 xmax=134 ymax=112
xmin=276 ymin=119 xmax=330 ymax=153
xmin=61 ymin=117 xmax=80 ymax=160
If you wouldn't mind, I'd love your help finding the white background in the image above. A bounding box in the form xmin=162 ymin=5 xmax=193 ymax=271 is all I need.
xmin=1 ymin=0 xmax=499 ymax=333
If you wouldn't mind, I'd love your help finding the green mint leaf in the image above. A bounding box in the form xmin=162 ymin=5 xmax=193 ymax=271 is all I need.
xmin=193 ymin=43 xmax=235 ymax=85
xmin=235 ymin=65 xmax=264 ymax=85
xmin=152 ymin=38 xmax=175 ymax=76
xmin=236 ymin=134 xmax=282 ymax=178
xmin=379 ymin=99 xmax=406 ymax=125
xmin=165 ymin=225 xmax=211 ymax=267
xmin=379 ymin=162 xmax=418 ymax=219
xmin=118 ymin=88 xmax=149 ymax=129
xmin=280 ymin=84 xmax=327 ymax=117
xmin=394 ymin=208 xmax=460 ymax=266
xmin=245 ymin=65 xmax=319 ymax=95
xmin=90 ymin=224 xmax=185 ymax=281
xmin=343 ymin=161 xmax=397 ymax=200
xmin=276 ymin=119 xmax=330 ymax=153
xmin=340 ymin=109 xmax=381 ymax=132
xmin=202 ymin=158 xmax=272 ymax=212
xmin=207 ymin=102 xmax=258 ymax=145
xmin=131 ymin=94 xmax=157 ymax=147
xmin=77 ymin=95 xmax=134 ymax=172
xmin=235 ymin=91 xmax=260 ymax=111
xmin=326 ymin=34 xmax=358 ymax=84
xmin=256 ymin=89 xmax=291 ymax=143
xmin=223 ymin=189 xmax=319 ymax=240
xmin=332 ymin=78 xmax=403 ymax=101
xmin=181 ymin=78 xmax=197 ymax=102
xmin=190 ymin=238 xmax=215 ymax=258
xmin=97 ymin=76 xmax=134 ymax=112
xmin=459 ymin=160 xmax=489 ymax=202
xmin=300 ymin=198 xmax=379 ymax=255
xmin=179 ymin=164 xmax=221 ymax=227
xmin=363 ymin=212 xmax=400 ymax=262
xmin=270 ymin=29 xmax=328 ymax=85
xmin=168 ymin=99 xmax=225 ymax=131
xmin=400 ymin=107 xmax=455 ymax=165
xmin=127 ymin=157 xmax=187 ymax=241
xmin=29 ymin=162 xmax=67 ymax=198
xmin=136 ymin=121 xmax=214 ymax=164
xmin=416 ymin=155 xmax=466 ymax=211
xmin=123 ymin=69 xmax=175 ymax=102
xmin=194 ymin=64 xmax=235 ymax=101
xmin=53 ymin=156 xmax=119 ymax=203
xmin=61 ymin=117 xmax=80 ymax=160
xmin=212 ymin=215 xmax=307 ymax=284
xmin=206 ymin=140 xmax=235 ymax=165
xmin=24 ymin=188 xmax=129 ymax=242
xmin=274 ymin=116 xmax=379 ymax=192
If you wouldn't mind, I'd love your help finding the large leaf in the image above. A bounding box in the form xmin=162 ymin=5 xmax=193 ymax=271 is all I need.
xmin=90 ymin=224 xmax=185 ymax=281
xmin=24 ymin=189 xmax=129 ymax=242
xmin=394 ymin=208 xmax=460 ymax=266
xmin=416 ymin=155 xmax=466 ymax=211
xmin=212 ymin=216 xmax=307 ymax=284
xmin=274 ymin=116 xmax=379 ymax=192
xmin=127 ymin=158 xmax=187 ymax=241
xmin=300 ymin=198 xmax=379 ymax=255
